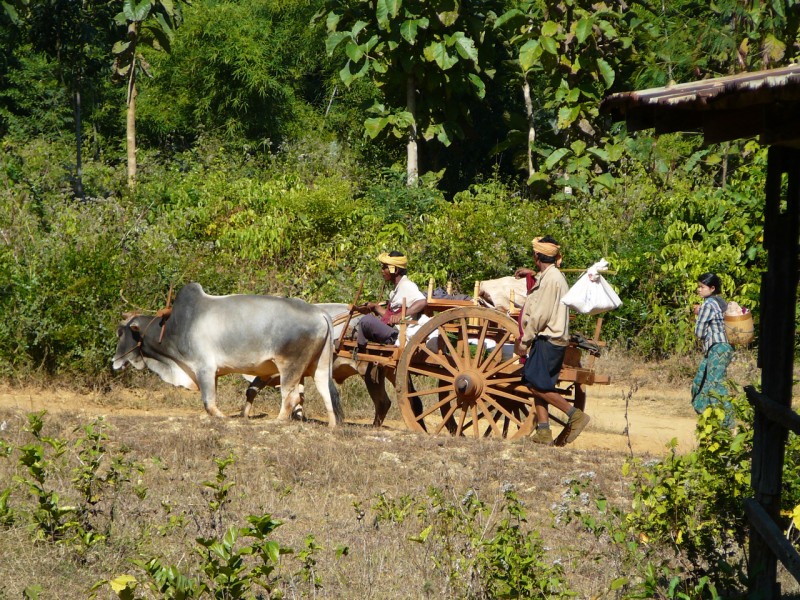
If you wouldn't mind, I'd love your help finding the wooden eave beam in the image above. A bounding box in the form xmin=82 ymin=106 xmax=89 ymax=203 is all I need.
xmin=623 ymin=106 xmax=702 ymax=135
xmin=654 ymin=109 xmax=703 ymax=135
xmin=703 ymin=101 xmax=800 ymax=145
xmin=605 ymin=79 xmax=800 ymax=144
xmin=620 ymin=100 xmax=800 ymax=146
xmin=702 ymin=106 xmax=764 ymax=144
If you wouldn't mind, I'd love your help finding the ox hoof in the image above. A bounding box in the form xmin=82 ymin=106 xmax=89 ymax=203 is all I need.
xmin=206 ymin=406 xmax=226 ymax=418
xmin=291 ymin=406 xmax=306 ymax=421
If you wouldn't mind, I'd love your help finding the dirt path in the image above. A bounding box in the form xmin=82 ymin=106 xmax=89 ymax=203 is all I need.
xmin=0 ymin=381 xmax=700 ymax=455
xmin=575 ymin=384 xmax=698 ymax=453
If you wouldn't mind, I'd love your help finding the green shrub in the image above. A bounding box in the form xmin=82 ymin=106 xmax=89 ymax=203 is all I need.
xmin=624 ymin=397 xmax=752 ymax=591
xmin=0 ymin=130 xmax=782 ymax=378
xmin=409 ymin=487 xmax=573 ymax=598
xmin=3 ymin=412 xmax=144 ymax=552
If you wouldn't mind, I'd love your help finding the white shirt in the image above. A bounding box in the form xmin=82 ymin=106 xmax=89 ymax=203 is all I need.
xmin=387 ymin=275 xmax=425 ymax=312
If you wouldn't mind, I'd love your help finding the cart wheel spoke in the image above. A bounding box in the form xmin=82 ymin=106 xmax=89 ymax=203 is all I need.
xmin=477 ymin=399 xmax=503 ymax=437
xmin=405 ymin=382 xmax=455 ymax=398
xmin=481 ymin=354 xmax=523 ymax=380
xmin=417 ymin=392 xmax=457 ymax=422
xmin=455 ymin=406 xmax=468 ymax=436
xmin=487 ymin=384 xmax=536 ymax=406
xmin=472 ymin=319 xmax=490 ymax=368
xmin=478 ymin=330 xmax=513 ymax=369
xmin=459 ymin=317 xmax=473 ymax=366
xmin=433 ymin=403 xmax=459 ymax=435
xmin=414 ymin=342 xmax=459 ymax=377
xmin=483 ymin=394 xmax=525 ymax=428
xmin=408 ymin=364 xmax=454 ymax=381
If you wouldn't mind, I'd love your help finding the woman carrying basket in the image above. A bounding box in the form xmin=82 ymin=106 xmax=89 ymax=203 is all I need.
xmin=691 ymin=272 xmax=734 ymax=428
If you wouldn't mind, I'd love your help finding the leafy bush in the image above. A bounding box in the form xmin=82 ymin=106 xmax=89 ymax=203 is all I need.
xmin=0 ymin=195 xmax=128 ymax=377
xmin=1 ymin=414 xmax=305 ymax=599
xmin=374 ymin=486 xmax=574 ymax=598
xmin=0 ymin=128 xmax=784 ymax=379
xmin=552 ymin=394 xmax=756 ymax=598
xmin=624 ymin=396 xmax=752 ymax=592
xmin=2 ymin=412 xmax=143 ymax=550
xmin=108 ymin=514 xmax=293 ymax=600
xmin=137 ymin=0 xmax=331 ymax=149
xmin=613 ymin=142 xmax=767 ymax=358
xmin=0 ymin=47 xmax=72 ymax=139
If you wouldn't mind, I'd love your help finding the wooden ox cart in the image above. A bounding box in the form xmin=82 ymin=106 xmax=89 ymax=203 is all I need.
xmin=335 ymin=278 xmax=610 ymax=445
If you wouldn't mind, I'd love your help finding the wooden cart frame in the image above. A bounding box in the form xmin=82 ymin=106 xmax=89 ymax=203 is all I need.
xmin=335 ymin=279 xmax=610 ymax=444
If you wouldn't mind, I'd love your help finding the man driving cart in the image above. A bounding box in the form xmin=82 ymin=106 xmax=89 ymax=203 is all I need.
xmin=355 ymin=251 xmax=428 ymax=347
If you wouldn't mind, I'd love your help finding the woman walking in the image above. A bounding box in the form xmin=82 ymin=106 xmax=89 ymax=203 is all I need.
xmin=691 ymin=272 xmax=734 ymax=427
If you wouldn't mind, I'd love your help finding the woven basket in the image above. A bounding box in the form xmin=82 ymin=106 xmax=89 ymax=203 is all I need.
xmin=724 ymin=312 xmax=754 ymax=346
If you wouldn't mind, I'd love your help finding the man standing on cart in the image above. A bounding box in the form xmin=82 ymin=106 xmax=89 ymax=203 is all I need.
xmin=355 ymin=251 xmax=428 ymax=346
xmin=515 ymin=236 xmax=590 ymax=445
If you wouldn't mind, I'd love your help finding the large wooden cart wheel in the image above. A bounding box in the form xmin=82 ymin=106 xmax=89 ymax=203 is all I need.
xmin=395 ymin=307 xmax=537 ymax=440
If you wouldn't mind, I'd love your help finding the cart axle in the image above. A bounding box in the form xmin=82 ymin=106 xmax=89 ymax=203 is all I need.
xmin=455 ymin=371 xmax=484 ymax=401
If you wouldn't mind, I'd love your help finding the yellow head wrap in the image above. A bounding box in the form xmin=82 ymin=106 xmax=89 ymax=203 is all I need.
xmin=531 ymin=237 xmax=563 ymax=267
xmin=377 ymin=252 xmax=408 ymax=270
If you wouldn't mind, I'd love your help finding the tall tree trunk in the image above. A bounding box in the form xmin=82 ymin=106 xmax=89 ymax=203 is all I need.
xmin=125 ymin=22 xmax=138 ymax=190
xmin=406 ymin=74 xmax=418 ymax=187
xmin=73 ymin=87 xmax=84 ymax=201
xmin=522 ymin=79 xmax=536 ymax=180
xmin=126 ymin=81 xmax=137 ymax=189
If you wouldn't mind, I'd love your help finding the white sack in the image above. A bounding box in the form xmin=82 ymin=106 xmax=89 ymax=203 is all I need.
xmin=561 ymin=259 xmax=622 ymax=315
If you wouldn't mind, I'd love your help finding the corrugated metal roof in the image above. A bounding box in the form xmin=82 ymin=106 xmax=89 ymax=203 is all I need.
xmin=601 ymin=63 xmax=800 ymax=146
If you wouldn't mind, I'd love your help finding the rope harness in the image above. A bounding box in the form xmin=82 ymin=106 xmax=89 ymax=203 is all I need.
xmin=116 ymin=307 xmax=173 ymax=363
xmin=117 ymin=284 xmax=174 ymax=361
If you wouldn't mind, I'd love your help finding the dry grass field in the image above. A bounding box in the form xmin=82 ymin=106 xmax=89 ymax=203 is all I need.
xmin=0 ymin=349 xmax=796 ymax=599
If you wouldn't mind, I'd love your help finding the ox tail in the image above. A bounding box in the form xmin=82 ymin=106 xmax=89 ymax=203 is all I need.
xmin=323 ymin=312 xmax=344 ymax=425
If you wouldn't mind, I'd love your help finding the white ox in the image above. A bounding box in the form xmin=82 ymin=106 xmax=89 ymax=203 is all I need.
xmin=242 ymin=280 xmax=531 ymax=425
xmin=242 ymin=304 xmax=392 ymax=426
xmin=112 ymin=283 xmax=343 ymax=427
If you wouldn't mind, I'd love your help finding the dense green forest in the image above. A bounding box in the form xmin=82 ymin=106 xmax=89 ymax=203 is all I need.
xmin=1 ymin=0 xmax=799 ymax=378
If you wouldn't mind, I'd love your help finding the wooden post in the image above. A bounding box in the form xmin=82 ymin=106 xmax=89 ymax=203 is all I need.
xmin=427 ymin=277 xmax=434 ymax=302
xmin=336 ymin=279 xmax=364 ymax=352
xmin=748 ymin=146 xmax=800 ymax=598
xmin=398 ymin=298 xmax=408 ymax=352
xmin=473 ymin=281 xmax=480 ymax=305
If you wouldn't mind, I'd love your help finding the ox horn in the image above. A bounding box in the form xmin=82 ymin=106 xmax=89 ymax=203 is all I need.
xmin=119 ymin=289 xmax=149 ymax=314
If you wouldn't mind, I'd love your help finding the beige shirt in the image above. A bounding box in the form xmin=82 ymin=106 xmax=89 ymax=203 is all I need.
xmin=387 ymin=275 xmax=425 ymax=312
xmin=520 ymin=265 xmax=570 ymax=347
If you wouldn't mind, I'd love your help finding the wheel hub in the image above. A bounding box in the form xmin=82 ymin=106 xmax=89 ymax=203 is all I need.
xmin=455 ymin=370 xmax=484 ymax=402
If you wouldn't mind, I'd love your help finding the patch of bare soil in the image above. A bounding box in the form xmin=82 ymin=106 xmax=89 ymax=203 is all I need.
xmin=0 ymin=380 xmax=696 ymax=455
xmin=0 ymin=349 xmax=771 ymax=456
xmin=1 ymin=351 xmax=796 ymax=598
